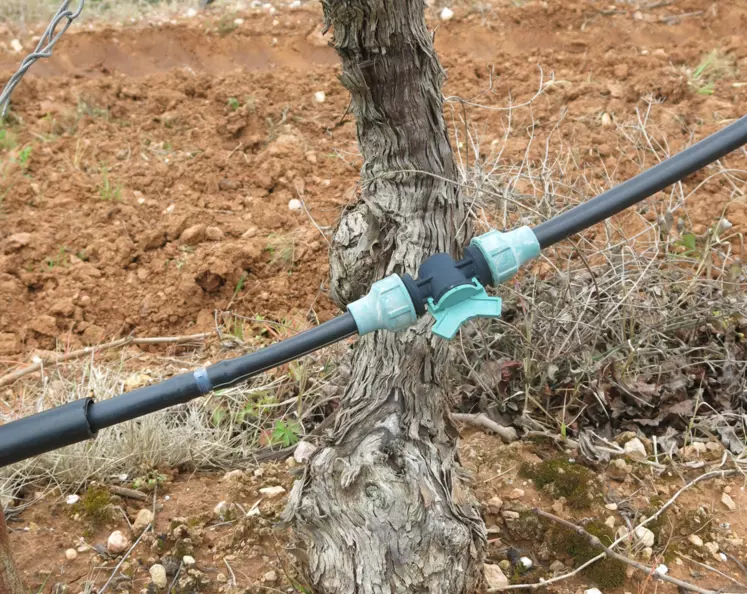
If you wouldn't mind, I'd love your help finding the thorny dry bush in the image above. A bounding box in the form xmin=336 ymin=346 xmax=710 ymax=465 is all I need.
xmin=450 ymin=98 xmax=747 ymax=457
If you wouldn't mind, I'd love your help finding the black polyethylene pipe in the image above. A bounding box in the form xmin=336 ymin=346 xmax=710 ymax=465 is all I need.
xmin=533 ymin=115 xmax=747 ymax=249
xmin=87 ymin=313 xmax=359 ymax=430
xmin=0 ymin=398 xmax=94 ymax=467
xmin=0 ymin=314 xmax=359 ymax=467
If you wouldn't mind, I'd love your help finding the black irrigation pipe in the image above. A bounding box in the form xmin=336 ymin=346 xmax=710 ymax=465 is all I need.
xmin=0 ymin=315 xmax=358 ymax=467
xmin=533 ymin=115 xmax=747 ymax=249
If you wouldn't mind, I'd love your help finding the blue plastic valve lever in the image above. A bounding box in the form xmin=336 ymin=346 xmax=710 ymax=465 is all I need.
xmin=427 ymin=280 xmax=502 ymax=340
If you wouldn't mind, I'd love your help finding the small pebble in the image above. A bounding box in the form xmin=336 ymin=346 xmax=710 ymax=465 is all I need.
xmin=313 ymin=91 xmax=326 ymax=104
xmin=519 ymin=557 xmax=533 ymax=570
xmin=721 ymin=492 xmax=737 ymax=511
xmin=65 ymin=549 xmax=77 ymax=561
xmin=259 ymin=485 xmax=286 ymax=499
xmin=182 ymin=555 xmax=196 ymax=567
xmin=440 ymin=7 xmax=454 ymax=21
xmin=655 ymin=564 xmax=668 ymax=575
xmin=65 ymin=494 xmax=80 ymax=505
xmin=10 ymin=39 xmax=23 ymax=53
xmin=288 ymin=198 xmax=303 ymax=211
xmin=186 ymin=7 xmax=197 ymax=17
xmin=107 ymin=531 xmax=130 ymax=554
xmin=688 ymin=534 xmax=704 ymax=547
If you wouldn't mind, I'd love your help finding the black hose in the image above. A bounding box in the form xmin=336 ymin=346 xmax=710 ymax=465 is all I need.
xmin=88 ymin=313 xmax=359 ymax=430
xmin=532 ymin=115 xmax=747 ymax=249
xmin=0 ymin=313 xmax=359 ymax=466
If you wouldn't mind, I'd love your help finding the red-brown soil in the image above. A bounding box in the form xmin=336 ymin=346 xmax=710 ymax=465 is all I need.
xmin=1 ymin=0 xmax=746 ymax=365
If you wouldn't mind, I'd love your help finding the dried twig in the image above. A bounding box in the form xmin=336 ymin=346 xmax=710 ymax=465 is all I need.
xmin=490 ymin=468 xmax=740 ymax=592
xmin=677 ymin=552 xmax=747 ymax=590
xmin=0 ymin=332 xmax=213 ymax=388
xmin=535 ymin=509 xmax=739 ymax=594
xmin=451 ymin=413 xmax=518 ymax=443
xmin=108 ymin=485 xmax=148 ymax=501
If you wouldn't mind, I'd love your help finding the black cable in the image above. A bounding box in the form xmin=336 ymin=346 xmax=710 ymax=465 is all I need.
xmin=533 ymin=115 xmax=747 ymax=249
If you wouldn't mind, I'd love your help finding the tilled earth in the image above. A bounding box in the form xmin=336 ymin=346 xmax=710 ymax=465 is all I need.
xmin=0 ymin=0 xmax=745 ymax=362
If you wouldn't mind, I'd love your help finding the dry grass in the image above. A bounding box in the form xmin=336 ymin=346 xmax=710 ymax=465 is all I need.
xmin=0 ymin=332 xmax=344 ymax=506
xmin=449 ymin=95 xmax=747 ymax=452
xmin=0 ymin=0 xmax=204 ymax=30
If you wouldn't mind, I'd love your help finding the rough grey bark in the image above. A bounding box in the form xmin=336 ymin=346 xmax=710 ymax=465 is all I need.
xmin=283 ymin=2 xmax=486 ymax=593
xmin=0 ymin=510 xmax=24 ymax=594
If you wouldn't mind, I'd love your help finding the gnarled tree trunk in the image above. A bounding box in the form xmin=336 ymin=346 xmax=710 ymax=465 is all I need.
xmin=283 ymin=2 xmax=486 ymax=592
xmin=0 ymin=510 xmax=24 ymax=594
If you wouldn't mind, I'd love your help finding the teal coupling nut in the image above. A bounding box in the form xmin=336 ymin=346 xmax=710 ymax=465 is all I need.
xmin=470 ymin=226 xmax=540 ymax=287
xmin=347 ymin=275 xmax=418 ymax=336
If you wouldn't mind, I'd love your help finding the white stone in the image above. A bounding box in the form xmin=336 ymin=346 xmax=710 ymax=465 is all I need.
xmin=440 ymin=7 xmax=454 ymax=21
xmin=624 ymin=437 xmax=647 ymax=460
xmin=519 ymin=557 xmax=533 ymax=569
xmin=182 ymin=555 xmax=196 ymax=566
xmin=150 ymin=564 xmax=168 ymax=589
xmin=605 ymin=516 xmax=615 ymax=528
xmin=186 ymin=8 xmax=197 ymax=17
xmin=605 ymin=502 xmax=618 ymax=511
xmin=214 ymin=500 xmax=230 ymax=519
xmin=486 ymin=496 xmax=503 ymax=514
xmin=655 ymin=564 xmax=668 ymax=575
xmin=132 ymin=509 xmax=153 ymax=535
xmin=65 ymin=549 xmax=78 ymax=560
xmin=259 ymin=485 xmax=286 ymax=499
xmin=719 ymin=552 xmax=728 ymax=562
xmin=601 ymin=113 xmax=613 ymax=127
xmin=721 ymin=492 xmax=737 ymax=511
xmin=585 ymin=589 xmax=603 ymax=594
xmin=704 ymin=542 xmax=719 ymax=556
xmin=107 ymin=530 xmax=130 ymax=554
xmin=688 ymin=534 xmax=704 ymax=547
xmin=288 ymin=198 xmax=303 ymax=211
xmin=634 ymin=526 xmax=655 ymax=547
xmin=10 ymin=39 xmax=23 ymax=53
xmin=234 ymin=18 xmax=245 ymax=25
xmin=313 ymin=91 xmax=326 ymax=104
xmin=294 ymin=441 xmax=317 ymax=463
xmin=484 ymin=564 xmax=509 ymax=590
xmin=262 ymin=570 xmax=278 ymax=583
xmin=65 ymin=494 xmax=80 ymax=505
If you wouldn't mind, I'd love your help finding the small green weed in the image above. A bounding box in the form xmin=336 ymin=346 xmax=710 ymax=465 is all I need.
xmin=227 ymin=97 xmax=240 ymax=111
xmin=45 ymin=246 xmax=68 ymax=269
xmin=98 ymin=168 xmax=122 ymax=201
xmin=270 ymin=419 xmax=302 ymax=447
xmin=18 ymin=145 xmax=32 ymax=168
xmin=216 ymin=15 xmax=237 ymax=36
xmin=0 ymin=129 xmax=17 ymax=151
xmin=687 ymin=50 xmax=735 ymax=95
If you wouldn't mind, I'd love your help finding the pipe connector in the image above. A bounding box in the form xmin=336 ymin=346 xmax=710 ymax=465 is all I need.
xmin=347 ymin=274 xmax=417 ymax=336
xmin=470 ymin=226 xmax=540 ymax=286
